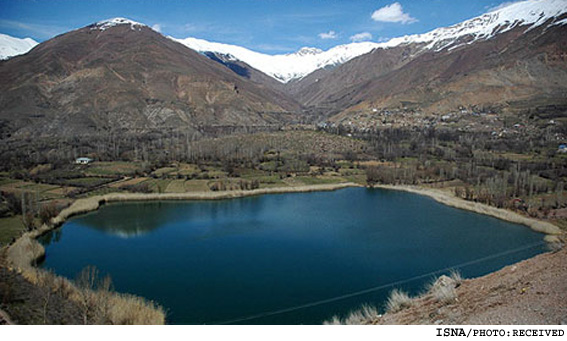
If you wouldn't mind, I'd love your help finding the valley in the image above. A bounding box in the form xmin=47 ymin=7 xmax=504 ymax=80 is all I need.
xmin=0 ymin=0 xmax=566 ymax=327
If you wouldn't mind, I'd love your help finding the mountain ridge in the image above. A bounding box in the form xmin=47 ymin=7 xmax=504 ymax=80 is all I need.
xmin=173 ymin=0 xmax=567 ymax=82
xmin=0 ymin=21 xmax=299 ymax=137
xmin=1 ymin=0 xmax=567 ymax=137
xmin=2 ymin=1 xmax=566 ymax=82
xmin=301 ymin=17 xmax=567 ymax=123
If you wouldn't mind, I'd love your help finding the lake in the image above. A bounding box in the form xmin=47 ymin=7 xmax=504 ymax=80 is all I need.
xmin=39 ymin=187 xmax=547 ymax=324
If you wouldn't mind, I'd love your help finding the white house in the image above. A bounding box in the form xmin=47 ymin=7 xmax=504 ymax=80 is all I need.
xmin=75 ymin=157 xmax=93 ymax=165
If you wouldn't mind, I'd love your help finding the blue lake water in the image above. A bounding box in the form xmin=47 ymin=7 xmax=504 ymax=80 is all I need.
xmin=39 ymin=187 xmax=547 ymax=324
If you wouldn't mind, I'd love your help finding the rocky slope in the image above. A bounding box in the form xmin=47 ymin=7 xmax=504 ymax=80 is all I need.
xmin=288 ymin=0 xmax=567 ymax=119
xmin=173 ymin=0 xmax=567 ymax=121
xmin=372 ymin=244 xmax=567 ymax=325
xmin=0 ymin=18 xmax=299 ymax=137
xmin=297 ymin=19 xmax=567 ymax=120
xmin=2 ymin=1 xmax=567 ymax=137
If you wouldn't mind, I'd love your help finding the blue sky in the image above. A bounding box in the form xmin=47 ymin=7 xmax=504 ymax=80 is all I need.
xmin=0 ymin=0 xmax=520 ymax=54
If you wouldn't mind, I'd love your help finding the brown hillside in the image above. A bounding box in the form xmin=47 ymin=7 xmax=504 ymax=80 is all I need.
xmin=289 ymin=17 xmax=567 ymax=119
xmin=0 ymin=23 xmax=300 ymax=137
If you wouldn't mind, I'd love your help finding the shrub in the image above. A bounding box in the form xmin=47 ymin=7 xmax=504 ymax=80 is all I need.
xmin=72 ymin=265 xmax=165 ymax=324
xmin=2 ymin=191 xmax=22 ymax=215
xmin=366 ymin=166 xmax=380 ymax=186
xmin=448 ymin=270 xmax=463 ymax=285
xmin=431 ymin=282 xmax=457 ymax=304
xmin=385 ymin=288 xmax=413 ymax=313
xmin=39 ymin=202 xmax=60 ymax=225
xmin=22 ymin=212 xmax=37 ymax=231
xmin=323 ymin=304 xmax=379 ymax=325
xmin=426 ymin=272 xmax=462 ymax=304
xmin=107 ymin=293 xmax=166 ymax=325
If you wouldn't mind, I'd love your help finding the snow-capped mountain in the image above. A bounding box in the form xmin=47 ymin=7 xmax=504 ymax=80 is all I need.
xmin=91 ymin=17 xmax=145 ymax=31
xmin=173 ymin=0 xmax=567 ymax=83
xmin=289 ymin=0 xmax=567 ymax=118
xmin=171 ymin=36 xmax=380 ymax=83
xmin=5 ymin=0 xmax=563 ymax=80
xmin=0 ymin=17 xmax=300 ymax=137
xmin=377 ymin=0 xmax=567 ymax=51
xmin=0 ymin=33 xmax=38 ymax=60
xmin=1 ymin=0 xmax=566 ymax=137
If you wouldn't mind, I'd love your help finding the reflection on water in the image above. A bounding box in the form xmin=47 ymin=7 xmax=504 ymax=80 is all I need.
xmin=65 ymin=197 xmax=266 ymax=238
xmin=39 ymin=228 xmax=63 ymax=244
xmin=39 ymin=188 xmax=547 ymax=325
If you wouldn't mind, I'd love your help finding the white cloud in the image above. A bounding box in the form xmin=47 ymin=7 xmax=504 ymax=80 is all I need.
xmin=151 ymin=24 xmax=162 ymax=32
xmin=0 ymin=19 xmax=70 ymax=39
xmin=318 ymin=30 xmax=338 ymax=39
xmin=371 ymin=2 xmax=417 ymax=24
xmin=350 ymin=32 xmax=373 ymax=42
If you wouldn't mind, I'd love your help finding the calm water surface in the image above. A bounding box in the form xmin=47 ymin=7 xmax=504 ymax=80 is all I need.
xmin=39 ymin=188 xmax=546 ymax=324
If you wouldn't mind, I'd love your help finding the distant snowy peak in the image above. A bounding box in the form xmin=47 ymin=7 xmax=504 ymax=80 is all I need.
xmin=172 ymin=37 xmax=379 ymax=83
xmin=92 ymin=17 xmax=146 ymax=31
xmin=378 ymin=0 xmax=567 ymax=51
xmin=291 ymin=47 xmax=324 ymax=56
xmin=0 ymin=33 xmax=38 ymax=60
xmin=173 ymin=0 xmax=567 ymax=82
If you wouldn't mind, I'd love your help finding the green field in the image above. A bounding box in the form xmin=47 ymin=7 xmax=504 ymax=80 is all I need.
xmin=85 ymin=161 xmax=146 ymax=176
xmin=0 ymin=215 xmax=26 ymax=246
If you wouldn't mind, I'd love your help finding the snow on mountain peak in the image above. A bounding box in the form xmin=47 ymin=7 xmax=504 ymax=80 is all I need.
xmin=3 ymin=0 xmax=565 ymax=79
xmin=292 ymin=47 xmax=324 ymax=56
xmin=0 ymin=33 xmax=38 ymax=60
xmin=93 ymin=17 xmax=146 ymax=31
xmin=377 ymin=0 xmax=567 ymax=51
xmin=171 ymin=37 xmax=380 ymax=83
xmin=173 ymin=0 xmax=567 ymax=83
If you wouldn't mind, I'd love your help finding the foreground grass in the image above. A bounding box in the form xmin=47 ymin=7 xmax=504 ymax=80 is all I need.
xmin=324 ymin=271 xmax=463 ymax=325
xmin=3 ymin=227 xmax=166 ymax=324
xmin=323 ymin=305 xmax=379 ymax=325
xmin=0 ymin=259 xmax=165 ymax=325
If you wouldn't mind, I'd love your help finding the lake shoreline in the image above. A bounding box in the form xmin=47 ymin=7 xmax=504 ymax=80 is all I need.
xmin=53 ymin=182 xmax=361 ymax=226
xmin=3 ymin=181 xmax=563 ymax=325
xmin=7 ymin=181 xmax=562 ymax=271
xmin=7 ymin=182 xmax=361 ymax=269
xmin=372 ymin=184 xmax=562 ymax=239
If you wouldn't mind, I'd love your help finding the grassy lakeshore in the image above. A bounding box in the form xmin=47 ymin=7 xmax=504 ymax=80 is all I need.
xmin=2 ymin=181 xmax=563 ymax=325
xmin=372 ymin=184 xmax=562 ymax=238
xmin=52 ymin=182 xmax=360 ymax=227
xmin=1 ymin=182 xmax=360 ymax=325
xmin=8 ymin=180 xmax=562 ymax=277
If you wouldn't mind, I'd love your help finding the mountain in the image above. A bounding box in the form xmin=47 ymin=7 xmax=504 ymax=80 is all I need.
xmin=173 ymin=0 xmax=567 ymax=85
xmin=200 ymin=51 xmax=290 ymax=94
xmin=1 ymin=0 xmax=566 ymax=138
xmin=370 ymin=0 xmax=567 ymax=52
xmin=0 ymin=33 xmax=38 ymax=60
xmin=0 ymin=18 xmax=299 ymax=137
xmin=288 ymin=0 xmax=567 ymax=119
xmin=172 ymin=36 xmax=380 ymax=83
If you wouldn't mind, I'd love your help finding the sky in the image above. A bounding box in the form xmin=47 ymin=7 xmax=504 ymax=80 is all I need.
xmin=0 ymin=0 xmax=524 ymax=54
